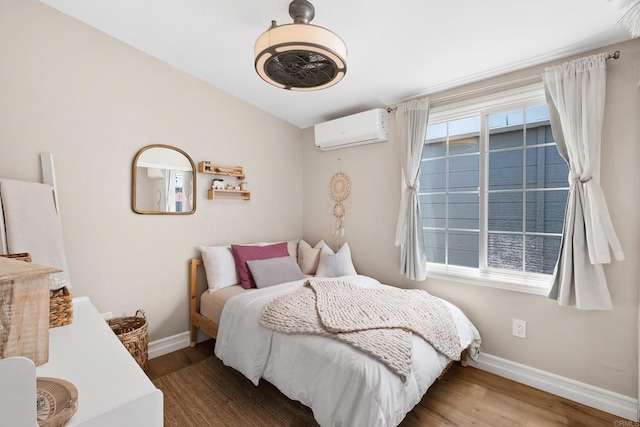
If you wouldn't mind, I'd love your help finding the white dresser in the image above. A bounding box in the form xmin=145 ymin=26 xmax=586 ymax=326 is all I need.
xmin=34 ymin=297 xmax=163 ymax=426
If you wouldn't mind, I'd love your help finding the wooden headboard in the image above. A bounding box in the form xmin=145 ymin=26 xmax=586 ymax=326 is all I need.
xmin=189 ymin=258 xmax=220 ymax=345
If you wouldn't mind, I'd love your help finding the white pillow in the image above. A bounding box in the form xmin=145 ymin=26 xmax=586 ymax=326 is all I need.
xmin=315 ymin=242 xmax=357 ymax=277
xmin=199 ymin=245 xmax=239 ymax=292
xmin=246 ymin=256 xmax=304 ymax=288
xmin=297 ymin=239 xmax=325 ymax=275
xmin=286 ymin=238 xmax=300 ymax=262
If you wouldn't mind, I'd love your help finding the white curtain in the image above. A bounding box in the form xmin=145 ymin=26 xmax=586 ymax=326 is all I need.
xmin=542 ymin=53 xmax=624 ymax=310
xmin=165 ymin=170 xmax=178 ymax=212
xmin=395 ymin=98 xmax=430 ymax=280
xmin=182 ymin=171 xmax=193 ymax=212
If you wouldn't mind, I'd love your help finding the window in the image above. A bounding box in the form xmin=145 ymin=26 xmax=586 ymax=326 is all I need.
xmin=420 ymin=86 xmax=569 ymax=293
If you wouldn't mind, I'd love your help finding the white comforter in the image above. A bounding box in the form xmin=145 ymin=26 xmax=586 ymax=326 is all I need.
xmin=214 ymin=275 xmax=481 ymax=427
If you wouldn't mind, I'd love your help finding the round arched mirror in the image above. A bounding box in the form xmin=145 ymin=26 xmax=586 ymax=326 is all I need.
xmin=132 ymin=144 xmax=196 ymax=214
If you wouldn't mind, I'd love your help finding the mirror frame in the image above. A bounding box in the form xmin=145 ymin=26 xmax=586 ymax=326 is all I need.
xmin=132 ymin=144 xmax=197 ymax=215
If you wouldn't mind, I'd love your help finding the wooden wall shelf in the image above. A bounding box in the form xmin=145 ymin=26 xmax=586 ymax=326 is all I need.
xmin=198 ymin=162 xmax=245 ymax=180
xmin=207 ymin=189 xmax=250 ymax=201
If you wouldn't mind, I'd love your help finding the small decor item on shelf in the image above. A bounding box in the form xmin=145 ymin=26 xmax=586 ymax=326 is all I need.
xmin=49 ymin=286 xmax=73 ymax=328
xmin=36 ymin=377 xmax=78 ymax=427
xmin=212 ymin=179 xmax=224 ymax=190
xmin=240 ymin=182 xmax=248 ymax=191
xmin=214 ymin=165 xmax=243 ymax=176
xmin=108 ymin=310 xmax=149 ymax=369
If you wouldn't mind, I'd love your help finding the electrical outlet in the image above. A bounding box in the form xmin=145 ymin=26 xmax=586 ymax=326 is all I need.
xmin=101 ymin=311 xmax=113 ymax=321
xmin=512 ymin=319 xmax=526 ymax=338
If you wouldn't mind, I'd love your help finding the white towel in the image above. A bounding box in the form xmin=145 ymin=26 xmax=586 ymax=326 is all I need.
xmin=0 ymin=179 xmax=70 ymax=289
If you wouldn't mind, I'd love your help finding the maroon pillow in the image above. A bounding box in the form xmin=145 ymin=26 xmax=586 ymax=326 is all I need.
xmin=231 ymin=242 xmax=289 ymax=289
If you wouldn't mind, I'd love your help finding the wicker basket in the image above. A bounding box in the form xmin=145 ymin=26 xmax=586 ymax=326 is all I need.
xmin=108 ymin=310 xmax=148 ymax=369
xmin=49 ymin=286 xmax=73 ymax=328
xmin=36 ymin=377 xmax=78 ymax=427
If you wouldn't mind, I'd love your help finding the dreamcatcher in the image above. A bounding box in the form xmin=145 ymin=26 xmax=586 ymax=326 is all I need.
xmin=329 ymin=172 xmax=351 ymax=247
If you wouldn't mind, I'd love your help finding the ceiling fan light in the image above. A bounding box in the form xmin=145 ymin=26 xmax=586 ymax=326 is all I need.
xmin=254 ymin=1 xmax=347 ymax=91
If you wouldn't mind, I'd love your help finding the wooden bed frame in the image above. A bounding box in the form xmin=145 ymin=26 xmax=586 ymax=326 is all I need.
xmin=189 ymin=256 xmax=469 ymax=370
xmin=189 ymin=258 xmax=220 ymax=346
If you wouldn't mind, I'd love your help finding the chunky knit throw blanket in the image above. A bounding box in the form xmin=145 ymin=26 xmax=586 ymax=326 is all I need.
xmin=260 ymin=279 xmax=462 ymax=382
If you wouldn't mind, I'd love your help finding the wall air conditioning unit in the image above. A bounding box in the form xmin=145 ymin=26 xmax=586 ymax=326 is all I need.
xmin=314 ymin=108 xmax=389 ymax=151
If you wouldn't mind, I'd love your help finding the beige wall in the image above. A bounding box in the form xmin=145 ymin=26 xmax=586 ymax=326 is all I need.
xmin=0 ymin=0 xmax=303 ymax=340
xmin=303 ymin=39 xmax=640 ymax=397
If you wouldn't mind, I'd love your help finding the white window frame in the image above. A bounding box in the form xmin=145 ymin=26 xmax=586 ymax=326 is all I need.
xmin=423 ymin=82 xmax=561 ymax=296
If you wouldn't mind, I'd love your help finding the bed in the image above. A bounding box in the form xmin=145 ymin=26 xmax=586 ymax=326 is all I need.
xmin=188 ymin=241 xmax=481 ymax=427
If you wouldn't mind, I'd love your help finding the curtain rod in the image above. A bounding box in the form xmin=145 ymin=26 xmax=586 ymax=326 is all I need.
xmin=387 ymin=50 xmax=621 ymax=113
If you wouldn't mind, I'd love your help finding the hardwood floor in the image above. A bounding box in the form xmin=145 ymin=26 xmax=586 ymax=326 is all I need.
xmin=145 ymin=339 xmax=214 ymax=381
xmin=147 ymin=340 xmax=627 ymax=426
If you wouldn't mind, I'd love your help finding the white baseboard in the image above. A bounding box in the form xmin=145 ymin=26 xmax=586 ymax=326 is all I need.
xmin=148 ymin=330 xmax=213 ymax=360
xmin=147 ymin=332 xmax=638 ymax=421
xmin=468 ymin=352 xmax=638 ymax=421
xmin=148 ymin=331 xmax=190 ymax=360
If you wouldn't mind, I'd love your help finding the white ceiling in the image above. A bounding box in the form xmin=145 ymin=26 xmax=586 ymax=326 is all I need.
xmin=39 ymin=0 xmax=633 ymax=129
